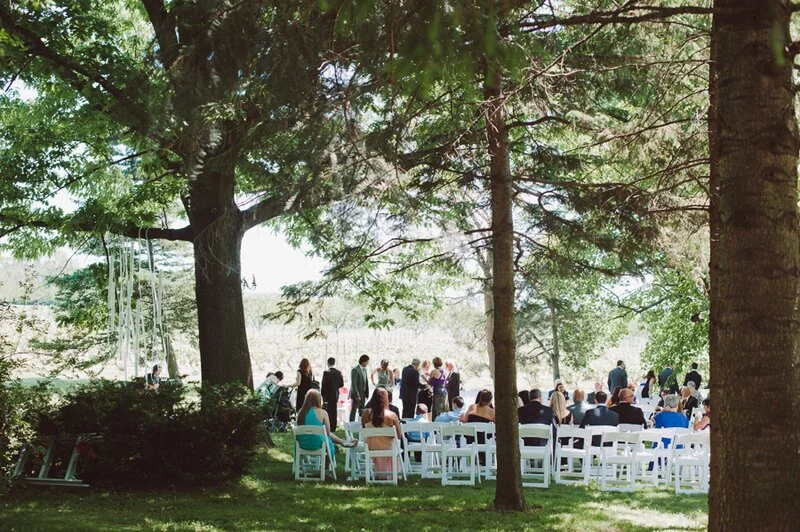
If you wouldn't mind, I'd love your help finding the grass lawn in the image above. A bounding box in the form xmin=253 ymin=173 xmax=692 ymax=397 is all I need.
xmin=0 ymin=432 xmax=708 ymax=531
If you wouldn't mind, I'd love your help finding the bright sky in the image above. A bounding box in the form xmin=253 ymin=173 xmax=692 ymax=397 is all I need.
xmin=241 ymin=227 xmax=327 ymax=293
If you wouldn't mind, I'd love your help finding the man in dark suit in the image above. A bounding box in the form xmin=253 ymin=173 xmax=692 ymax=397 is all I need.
xmin=607 ymin=360 xmax=628 ymax=393
xmin=610 ymin=388 xmax=647 ymax=427
xmin=658 ymin=366 xmax=679 ymax=393
xmin=580 ymin=391 xmax=620 ymax=446
xmin=587 ymin=382 xmax=603 ymax=405
xmin=321 ymin=357 xmax=344 ymax=432
xmin=400 ymin=358 xmax=423 ymax=418
xmin=349 ymin=354 xmax=370 ymax=422
xmin=445 ymin=361 xmax=461 ymax=410
xmin=518 ymin=388 xmax=556 ymax=446
xmin=683 ymin=362 xmax=702 ymax=390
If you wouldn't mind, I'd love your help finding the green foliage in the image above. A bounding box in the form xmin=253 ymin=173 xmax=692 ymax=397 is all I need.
xmin=45 ymin=380 xmax=269 ymax=487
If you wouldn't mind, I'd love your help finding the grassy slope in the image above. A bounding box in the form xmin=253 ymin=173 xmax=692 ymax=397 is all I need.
xmin=0 ymin=433 xmax=707 ymax=531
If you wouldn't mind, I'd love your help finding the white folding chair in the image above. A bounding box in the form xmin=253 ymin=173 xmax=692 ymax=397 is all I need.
xmin=440 ymin=424 xmax=481 ymax=486
xmin=518 ymin=424 xmax=552 ymax=488
xmin=618 ymin=423 xmax=644 ymax=432
xmin=554 ymin=426 xmax=591 ymax=485
xmin=468 ymin=422 xmax=497 ymax=480
xmin=343 ymin=421 xmax=366 ymax=481
xmin=292 ymin=425 xmax=336 ymax=481
xmin=586 ymin=425 xmax=617 ymax=480
xmin=419 ymin=422 xmax=444 ymax=479
xmin=669 ymin=432 xmax=710 ymax=494
xmin=362 ymin=427 xmax=405 ymax=485
xmin=637 ymin=430 xmax=670 ymax=486
xmin=401 ymin=422 xmax=432 ymax=476
xmin=599 ymin=431 xmax=639 ymax=492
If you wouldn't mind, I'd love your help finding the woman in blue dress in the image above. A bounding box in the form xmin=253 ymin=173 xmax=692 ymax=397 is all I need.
xmin=296 ymin=389 xmax=355 ymax=461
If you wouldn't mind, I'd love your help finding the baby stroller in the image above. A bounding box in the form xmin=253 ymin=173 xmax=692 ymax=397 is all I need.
xmin=266 ymin=386 xmax=295 ymax=433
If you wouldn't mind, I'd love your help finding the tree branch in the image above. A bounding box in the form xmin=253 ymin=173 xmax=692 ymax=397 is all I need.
xmin=0 ymin=212 xmax=193 ymax=242
xmin=520 ymin=5 xmax=714 ymax=31
xmin=141 ymin=0 xmax=180 ymax=69
xmin=507 ymin=115 xmax=570 ymax=130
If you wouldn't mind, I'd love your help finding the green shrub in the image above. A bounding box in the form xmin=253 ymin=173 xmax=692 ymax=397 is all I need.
xmin=50 ymin=380 xmax=269 ymax=487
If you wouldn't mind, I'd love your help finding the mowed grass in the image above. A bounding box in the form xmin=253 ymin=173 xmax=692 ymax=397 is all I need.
xmin=0 ymin=432 xmax=708 ymax=531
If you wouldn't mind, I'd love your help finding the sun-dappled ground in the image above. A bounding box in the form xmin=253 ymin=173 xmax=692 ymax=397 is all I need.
xmin=1 ymin=432 xmax=707 ymax=531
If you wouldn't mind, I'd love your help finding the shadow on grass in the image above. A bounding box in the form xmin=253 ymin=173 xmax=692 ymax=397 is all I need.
xmin=0 ymin=432 xmax=707 ymax=531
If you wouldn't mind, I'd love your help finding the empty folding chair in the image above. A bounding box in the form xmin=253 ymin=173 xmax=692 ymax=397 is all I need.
xmin=362 ymin=427 xmax=406 ymax=485
xmin=292 ymin=425 xmax=336 ymax=481
xmin=469 ymin=422 xmax=497 ymax=480
xmin=637 ymin=431 xmax=669 ymax=486
xmin=554 ymin=426 xmax=591 ymax=485
xmin=599 ymin=431 xmax=640 ymax=492
xmin=343 ymin=421 xmax=366 ymax=481
xmin=670 ymin=432 xmax=710 ymax=494
xmin=440 ymin=424 xmax=481 ymax=486
xmin=518 ymin=424 xmax=553 ymax=488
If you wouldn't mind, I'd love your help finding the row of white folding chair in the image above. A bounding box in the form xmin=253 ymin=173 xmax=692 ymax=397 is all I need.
xmin=400 ymin=422 xmax=485 ymax=485
xmin=292 ymin=425 xmax=336 ymax=481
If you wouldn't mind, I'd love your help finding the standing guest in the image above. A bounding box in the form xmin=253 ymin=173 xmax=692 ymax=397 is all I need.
xmin=445 ymin=361 xmax=461 ymax=410
xmin=361 ymin=388 xmax=403 ymax=479
xmin=349 ymin=354 xmax=370 ymax=422
xmin=608 ymin=386 xmax=622 ymax=408
xmin=462 ymin=390 xmax=496 ymax=423
xmin=610 ymin=388 xmax=647 ymax=427
xmin=568 ymin=389 xmax=591 ymax=426
xmin=145 ymin=364 xmax=162 ymax=391
xmin=296 ymin=390 xmax=356 ymax=468
xmin=693 ymin=398 xmax=711 ymax=431
xmin=641 ymin=370 xmax=657 ymax=399
xmin=429 ymin=357 xmax=449 ymax=420
xmin=683 ymin=362 xmax=702 ymax=390
xmin=680 ymin=386 xmax=699 ymax=418
xmin=517 ymin=389 xmax=556 ymax=447
xmin=579 ymin=391 xmax=619 ymax=446
xmin=393 ymin=368 xmax=401 ymax=389
xmin=548 ymin=380 xmax=570 ymax=401
xmin=400 ymin=358 xmax=423 ymax=419
xmin=321 ymin=357 xmax=344 ymax=432
xmin=659 ymin=365 xmax=680 ymax=394
xmin=550 ymin=389 xmax=572 ymax=425
xmin=292 ymin=358 xmax=315 ymax=413
xmin=608 ymin=360 xmax=628 ymax=393
xmin=417 ymin=360 xmax=433 ymax=414
xmin=371 ymin=359 xmax=394 ymax=391
xmin=435 ymin=396 xmax=465 ymax=423
xmin=587 ymin=382 xmax=603 ymax=405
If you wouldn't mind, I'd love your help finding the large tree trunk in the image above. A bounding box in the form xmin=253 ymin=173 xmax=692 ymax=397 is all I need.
xmin=486 ymin=65 xmax=524 ymax=512
xmin=710 ymin=1 xmax=800 ymax=528
xmin=164 ymin=332 xmax=180 ymax=379
xmin=190 ymin=166 xmax=253 ymax=388
xmin=547 ymin=300 xmax=561 ymax=383
xmin=476 ymin=249 xmax=496 ymax=379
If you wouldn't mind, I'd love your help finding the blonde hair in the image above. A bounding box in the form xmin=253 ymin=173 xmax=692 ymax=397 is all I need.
xmin=550 ymin=391 xmax=569 ymax=424
xmin=297 ymin=389 xmax=322 ymax=425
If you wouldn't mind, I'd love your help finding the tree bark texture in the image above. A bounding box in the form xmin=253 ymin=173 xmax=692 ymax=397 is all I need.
xmin=190 ymin=165 xmax=253 ymax=388
xmin=710 ymin=1 xmax=800 ymax=528
xmin=486 ymin=65 xmax=525 ymax=512
xmin=547 ymin=300 xmax=561 ymax=383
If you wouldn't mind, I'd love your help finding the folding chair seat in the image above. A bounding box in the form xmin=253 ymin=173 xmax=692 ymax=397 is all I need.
xmin=362 ymin=427 xmax=406 ymax=485
xmin=670 ymin=432 xmax=710 ymax=494
xmin=599 ymin=431 xmax=639 ymax=492
xmin=292 ymin=425 xmax=336 ymax=481
xmin=343 ymin=421 xmax=366 ymax=480
xmin=554 ymin=426 xmax=591 ymax=485
xmin=518 ymin=424 xmax=552 ymax=488
xmin=618 ymin=423 xmax=644 ymax=432
xmin=440 ymin=425 xmax=481 ymax=486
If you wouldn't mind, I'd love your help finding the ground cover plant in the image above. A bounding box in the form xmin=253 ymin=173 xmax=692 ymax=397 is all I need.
xmin=0 ymin=431 xmax=708 ymax=531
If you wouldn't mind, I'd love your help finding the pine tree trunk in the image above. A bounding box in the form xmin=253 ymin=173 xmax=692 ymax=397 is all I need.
xmin=486 ymin=65 xmax=524 ymax=512
xmin=484 ymin=287 xmax=496 ymax=380
xmin=164 ymin=332 xmax=180 ymax=379
xmin=189 ymin=166 xmax=253 ymax=389
xmin=548 ymin=300 xmax=561 ymax=383
xmin=710 ymin=1 xmax=800 ymax=528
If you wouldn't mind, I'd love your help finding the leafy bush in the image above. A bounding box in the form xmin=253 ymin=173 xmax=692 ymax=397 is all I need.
xmin=50 ymin=380 xmax=269 ymax=487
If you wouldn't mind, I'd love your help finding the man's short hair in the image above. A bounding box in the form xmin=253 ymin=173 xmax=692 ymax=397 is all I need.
xmin=358 ymin=354 xmax=370 ymax=365
xmin=411 ymin=358 xmax=421 ymax=366
xmin=595 ymin=391 xmax=607 ymax=404
xmin=573 ymin=389 xmax=585 ymax=402
xmin=452 ymin=396 xmax=464 ymax=409
xmin=664 ymin=394 xmax=680 ymax=409
xmin=617 ymin=359 xmax=624 ymax=367
xmin=416 ymin=403 xmax=428 ymax=415
xmin=691 ymin=362 xmax=698 ymax=370
xmin=530 ymin=388 xmax=543 ymax=401
xmin=327 ymin=357 xmax=336 ymax=366
xmin=619 ymin=388 xmax=633 ymax=401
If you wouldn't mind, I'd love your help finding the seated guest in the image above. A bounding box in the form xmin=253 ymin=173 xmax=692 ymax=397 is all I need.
xmin=550 ymin=389 xmax=572 ymax=425
xmin=435 ymin=396 xmax=465 ymax=423
xmin=579 ymin=391 xmax=619 ymax=446
xmin=145 ymin=364 xmax=162 ymax=390
xmin=462 ymin=390 xmax=496 ymax=423
xmin=517 ymin=388 xmax=556 ymax=446
xmin=693 ymin=398 xmax=711 ymax=431
xmin=607 ymin=386 xmax=622 ymax=408
xmin=547 ymin=380 xmax=570 ymax=401
xmin=405 ymin=404 xmax=431 ymax=443
xmin=680 ymin=386 xmax=699 ymax=418
xmin=654 ymin=394 xmax=689 ymax=448
xmin=296 ymin=390 xmax=355 ymax=467
xmin=366 ymin=390 xmax=401 ymax=418
xmin=610 ymin=388 xmax=647 ymax=427
xmin=518 ymin=389 xmax=531 ymax=407
xmin=362 ymin=388 xmax=403 ymax=479
xmin=568 ymin=389 xmax=591 ymax=426
xmin=587 ymin=382 xmax=603 ymax=405
xmin=656 ymin=387 xmax=669 ymax=410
